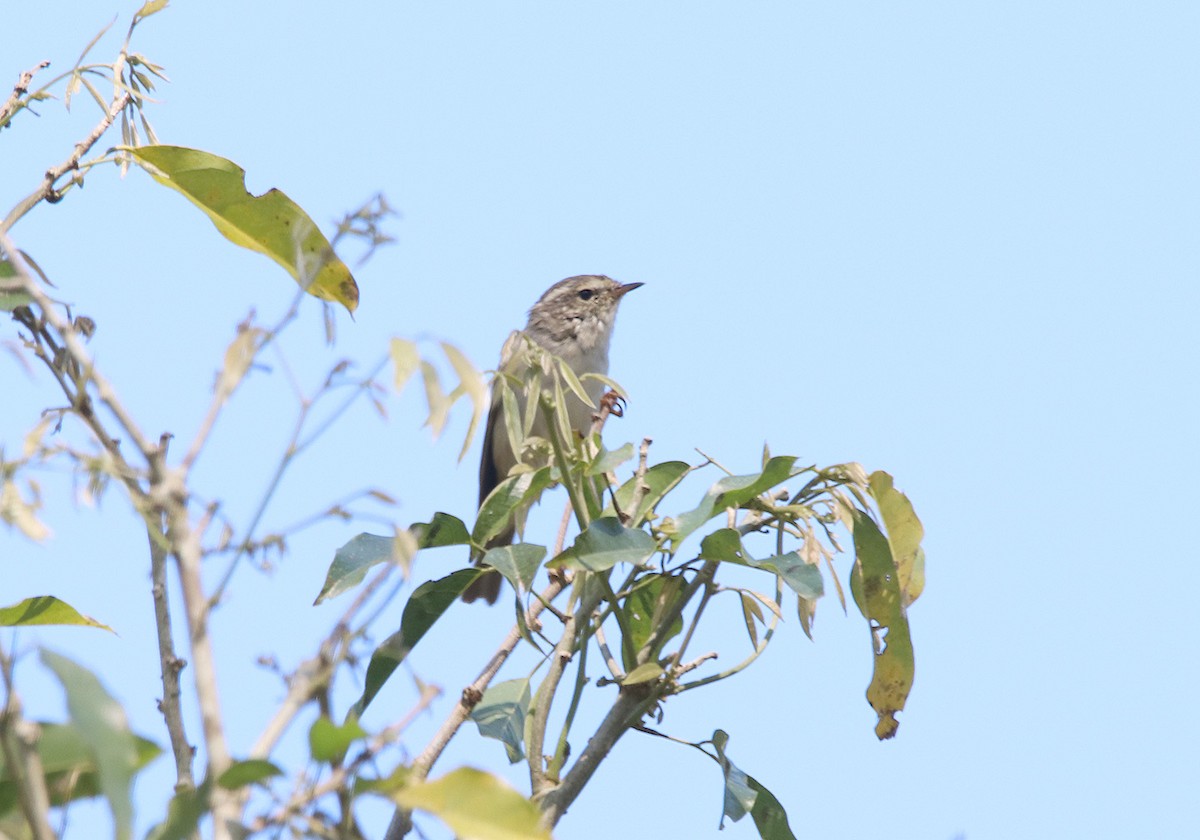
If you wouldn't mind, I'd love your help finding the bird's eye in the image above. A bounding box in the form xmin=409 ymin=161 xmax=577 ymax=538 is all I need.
xmin=578 ymin=289 xmax=594 ymax=301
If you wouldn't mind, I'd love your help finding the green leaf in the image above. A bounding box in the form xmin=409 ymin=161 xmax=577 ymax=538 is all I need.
xmin=711 ymin=456 xmax=800 ymax=510
xmin=472 ymin=467 xmax=555 ymax=549
xmin=355 ymin=765 xmax=412 ymax=797
xmin=555 ymin=355 xmax=595 ymax=408
xmin=848 ymin=509 xmax=915 ymax=740
xmin=40 ymin=650 xmax=141 ymax=840
xmin=710 ymin=730 xmax=797 ymax=840
xmin=410 ymin=512 xmax=473 ymax=549
xmin=547 ymin=517 xmax=657 ymax=572
xmin=665 ymin=456 xmax=800 ymax=549
xmin=586 ymin=442 xmax=635 ymax=476
xmin=604 ymin=460 xmax=692 ymax=526
xmin=314 ymin=531 xmax=416 ymax=605
xmin=621 ymin=662 xmax=665 ymax=686
xmin=740 ymin=592 xmax=763 ymax=649
xmin=144 ymin=780 xmax=211 ymax=840
xmin=482 ymin=544 xmax=546 ymax=598
xmin=0 ymin=596 xmax=114 ymax=632
xmin=0 ymin=724 xmax=159 ymax=816
xmin=699 ymin=530 xmax=824 ymax=599
xmin=621 ymin=574 xmax=684 ymax=653
xmin=470 ymin=679 xmax=531 ymax=764
xmin=394 ymin=767 xmax=551 ymax=840
xmin=0 ymin=254 xmax=32 ymax=311
xmin=868 ymin=471 xmax=926 ymax=605
xmin=350 ymin=569 xmax=477 ymax=716
xmin=123 ymin=145 xmax=358 ymax=312
xmin=216 ymin=759 xmax=282 ymax=789
xmin=308 ymin=716 xmax=368 ymax=763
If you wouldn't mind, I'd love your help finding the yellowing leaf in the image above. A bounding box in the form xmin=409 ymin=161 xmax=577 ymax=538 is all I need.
xmin=216 ymin=324 xmax=265 ymax=398
xmin=391 ymin=338 xmax=420 ymax=396
xmin=1 ymin=479 xmax=52 ymax=541
xmin=394 ymin=767 xmax=551 ymax=840
xmin=124 ymin=145 xmax=358 ymax=312
xmin=868 ymin=471 xmax=926 ymax=605
xmin=134 ymin=0 xmax=170 ymax=21
xmin=441 ymin=341 xmax=486 ymax=461
xmin=849 ymin=510 xmax=914 ymax=740
xmin=622 ymin=662 xmax=665 ymax=686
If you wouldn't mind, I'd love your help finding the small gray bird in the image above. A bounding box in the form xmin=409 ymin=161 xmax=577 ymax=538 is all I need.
xmin=462 ymin=275 xmax=643 ymax=604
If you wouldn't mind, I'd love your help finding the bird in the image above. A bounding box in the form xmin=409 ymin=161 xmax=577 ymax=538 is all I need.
xmin=462 ymin=275 xmax=643 ymax=604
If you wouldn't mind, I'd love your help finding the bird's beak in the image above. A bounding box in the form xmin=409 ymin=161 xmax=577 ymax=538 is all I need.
xmin=616 ymin=281 xmax=644 ymax=298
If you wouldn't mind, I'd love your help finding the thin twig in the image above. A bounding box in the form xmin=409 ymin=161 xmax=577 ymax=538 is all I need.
xmin=537 ymin=684 xmax=661 ymax=826
xmin=0 ymin=234 xmax=158 ymax=460
xmin=0 ymin=61 xmax=50 ymax=129
xmin=527 ymin=610 xmax=578 ymax=797
xmin=148 ymin=508 xmax=195 ymax=790
xmin=2 ymin=91 xmax=131 ymax=233
xmin=250 ymin=681 xmax=439 ymax=833
xmin=250 ymin=559 xmax=399 ymax=759
xmin=545 ymin=636 xmax=589 ymax=782
xmin=208 ymin=353 xmax=390 ymax=605
xmin=382 ymin=576 xmax=568 ymax=840
xmin=163 ymin=478 xmax=237 ymax=837
xmin=591 ymin=622 xmax=624 ymax=681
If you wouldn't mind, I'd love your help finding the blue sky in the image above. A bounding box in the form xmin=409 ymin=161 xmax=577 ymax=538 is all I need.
xmin=3 ymin=2 xmax=1198 ymax=838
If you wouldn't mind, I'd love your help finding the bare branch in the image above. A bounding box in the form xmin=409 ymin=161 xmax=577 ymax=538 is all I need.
xmin=249 ymin=681 xmax=439 ymax=834
xmin=2 ymin=91 xmax=131 ymax=233
xmin=0 ymin=234 xmax=158 ymax=461
xmin=0 ymin=61 xmax=50 ymax=129
xmin=250 ymin=559 xmax=400 ymax=760
xmin=148 ymin=510 xmax=196 ymax=790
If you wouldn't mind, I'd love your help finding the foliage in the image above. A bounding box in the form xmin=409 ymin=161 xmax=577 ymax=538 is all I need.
xmin=0 ymin=5 xmax=926 ymax=839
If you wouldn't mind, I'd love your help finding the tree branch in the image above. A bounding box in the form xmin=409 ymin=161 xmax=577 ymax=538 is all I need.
xmin=537 ymin=684 xmax=661 ymax=826
xmin=250 ymin=559 xmax=399 ymax=760
xmin=382 ymin=576 xmax=568 ymax=840
xmin=2 ymin=90 xmax=131 ymax=233
xmin=148 ymin=510 xmax=195 ymax=790
xmin=0 ymin=61 xmax=50 ymax=130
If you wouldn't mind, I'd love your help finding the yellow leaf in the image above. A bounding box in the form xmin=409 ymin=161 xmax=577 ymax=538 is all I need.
xmin=124 ymin=145 xmax=358 ymax=313
xmin=441 ymin=341 xmax=486 ymax=461
xmin=868 ymin=471 xmax=926 ymax=605
xmin=394 ymin=767 xmax=551 ymax=840
xmin=390 ymin=338 xmax=420 ymax=396
xmin=848 ymin=510 xmax=914 ymax=740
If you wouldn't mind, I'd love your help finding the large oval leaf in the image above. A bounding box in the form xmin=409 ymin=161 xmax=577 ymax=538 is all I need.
xmin=124 ymin=145 xmax=358 ymax=312
xmin=394 ymin=767 xmax=551 ymax=840
xmin=547 ymin=517 xmax=657 ymax=572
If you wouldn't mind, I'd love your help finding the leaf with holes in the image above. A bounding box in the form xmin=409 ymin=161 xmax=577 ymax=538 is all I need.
xmin=124 ymin=145 xmax=358 ymax=312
